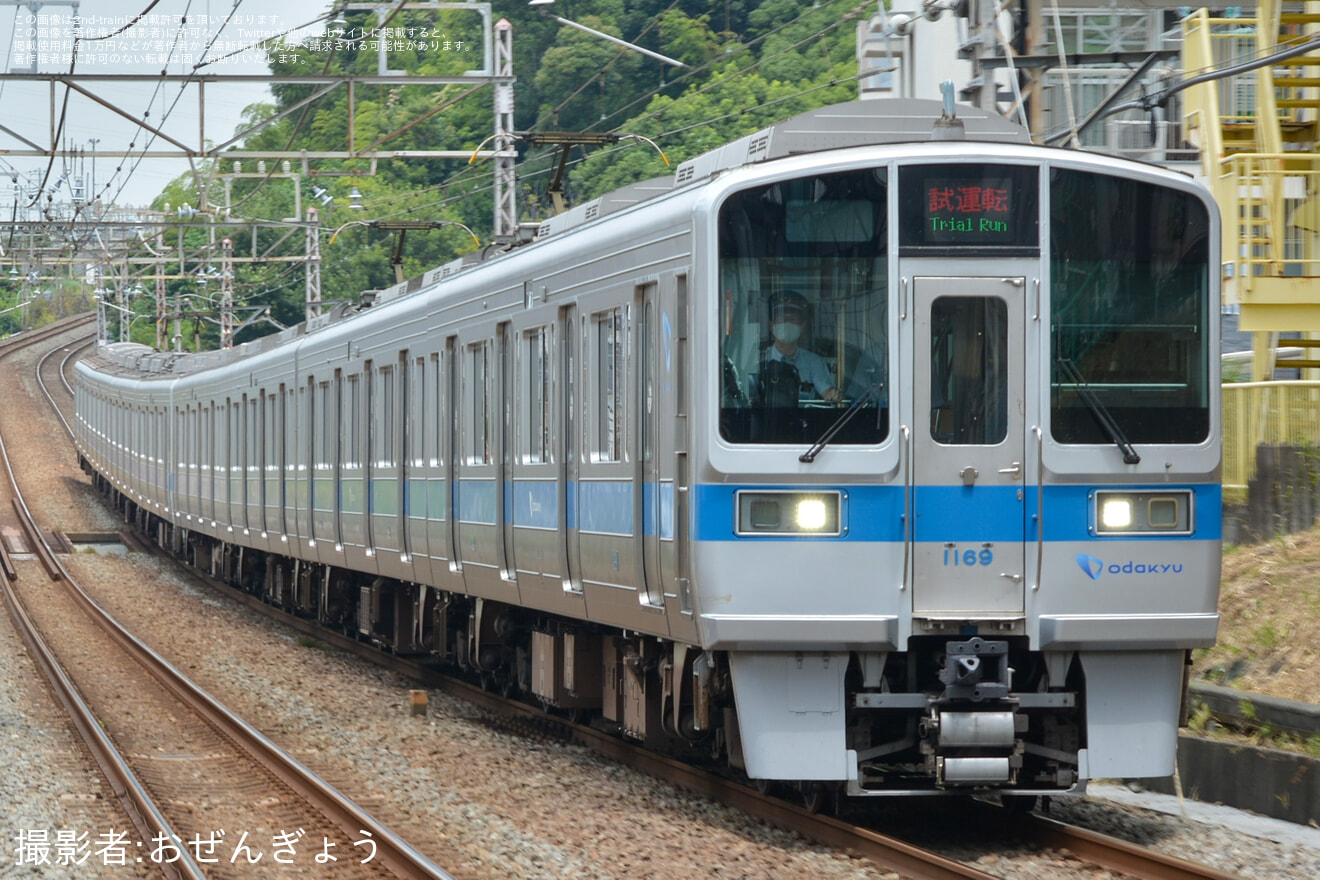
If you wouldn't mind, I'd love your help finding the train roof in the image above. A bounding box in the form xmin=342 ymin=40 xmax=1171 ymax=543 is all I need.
xmin=80 ymin=99 xmax=1034 ymax=382
xmin=534 ymin=98 xmax=1031 ymax=243
xmin=670 ymin=98 xmax=1032 ymax=189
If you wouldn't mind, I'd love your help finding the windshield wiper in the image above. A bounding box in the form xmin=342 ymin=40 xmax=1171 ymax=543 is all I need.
xmin=1056 ymin=357 xmax=1140 ymax=464
xmin=800 ymin=384 xmax=882 ymax=463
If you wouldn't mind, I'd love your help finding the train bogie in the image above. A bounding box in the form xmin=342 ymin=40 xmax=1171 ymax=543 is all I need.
xmin=75 ymin=98 xmax=1221 ymax=799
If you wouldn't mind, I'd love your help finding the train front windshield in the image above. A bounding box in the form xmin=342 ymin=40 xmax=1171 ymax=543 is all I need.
xmin=718 ymin=169 xmax=889 ymax=445
xmin=1049 ymin=169 xmax=1212 ymax=445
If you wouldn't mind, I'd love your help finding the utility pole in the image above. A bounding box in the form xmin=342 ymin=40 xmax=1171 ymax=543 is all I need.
xmin=175 ymin=224 xmax=185 ymax=351
xmin=155 ymin=225 xmax=166 ymax=350
xmin=493 ymin=18 xmax=517 ymax=241
xmin=306 ymin=207 xmax=321 ymax=320
xmin=87 ymin=137 xmax=99 ymax=202
xmin=94 ymin=270 xmax=106 ymax=346
xmin=220 ymin=237 xmax=234 ymax=348
xmin=117 ymin=263 xmax=128 ymax=342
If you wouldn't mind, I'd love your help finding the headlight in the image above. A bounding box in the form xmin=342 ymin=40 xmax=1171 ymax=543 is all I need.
xmin=737 ymin=490 xmax=842 ymax=536
xmin=1093 ymin=490 xmax=1193 ymax=535
xmin=1101 ymin=497 xmax=1132 ymax=529
xmin=796 ymin=498 xmax=828 ymax=530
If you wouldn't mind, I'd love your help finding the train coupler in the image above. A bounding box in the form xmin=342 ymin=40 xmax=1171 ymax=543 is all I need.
xmin=921 ymin=708 xmax=1027 ymax=785
xmin=938 ymin=636 xmax=1010 ymax=701
xmin=925 ymin=638 xmax=1027 ymax=785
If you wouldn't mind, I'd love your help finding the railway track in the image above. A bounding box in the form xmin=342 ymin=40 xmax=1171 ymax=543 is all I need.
xmin=15 ymin=320 xmax=1260 ymax=880
xmin=131 ymin=526 xmax=1250 ymax=880
xmin=0 ymin=320 xmax=455 ymax=880
xmin=37 ymin=332 xmax=89 ymax=431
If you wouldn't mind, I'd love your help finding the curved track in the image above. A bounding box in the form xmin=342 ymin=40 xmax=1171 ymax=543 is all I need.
xmin=29 ymin=320 xmax=1250 ymax=880
xmin=2 ymin=321 xmax=456 ymax=880
xmin=148 ymin=528 xmax=1251 ymax=880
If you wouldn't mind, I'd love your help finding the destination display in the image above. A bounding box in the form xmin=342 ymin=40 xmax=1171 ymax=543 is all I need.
xmin=899 ymin=164 xmax=1039 ymax=252
xmin=925 ymin=179 xmax=1012 ymax=240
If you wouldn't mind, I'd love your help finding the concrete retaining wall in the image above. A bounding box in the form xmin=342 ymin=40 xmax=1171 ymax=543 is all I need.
xmin=1139 ymin=735 xmax=1320 ymax=826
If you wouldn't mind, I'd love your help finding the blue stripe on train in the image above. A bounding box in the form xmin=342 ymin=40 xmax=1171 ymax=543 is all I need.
xmin=359 ymin=480 xmax=1224 ymax=543
xmin=691 ymin=483 xmax=1222 ymax=542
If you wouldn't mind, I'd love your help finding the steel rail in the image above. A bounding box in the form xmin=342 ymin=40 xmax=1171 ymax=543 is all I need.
xmin=0 ymin=312 xmax=96 ymax=351
xmin=0 ymin=320 xmax=94 ymax=581
xmin=51 ymin=583 xmax=457 ymax=880
xmin=35 ymin=334 xmax=91 ymax=439
xmin=963 ymin=801 xmax=1248 ymax=880
xmin=145 ymin=562 xmax=999 ymax=880
xmin=1020 ymin=812 xmax=1246 ymax=880
xmin=151 ymin=536 xmax=1257 ymax=880
xmin=12 ymin=324 xmax=457 ymax=880
xmin=46 ymin=313 xmax=1252 ymax=880
xmin=9 ymin=498 xmax=62 ymax=579
xmin=0 ymin=317 xmax=93 ymax=586
xmin=565 ymin=719 xmax=999 ymax=880
xmin=60 ymin=340 xmax=93 ymax=397
xmin=0 ymin=319 xmax=204 ymax=880
xmin=0 ymin=568 xmax=207 ymax=880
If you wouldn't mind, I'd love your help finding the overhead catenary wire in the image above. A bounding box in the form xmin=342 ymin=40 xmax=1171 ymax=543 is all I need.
xmin=25 ymin=0 xmax=174 ymax=210
xmin=1041 ymin=30 xmax=1320 ymax=145
xmin=51 ymin=0 xmax=878 ymax=310
xmin=1048 ymin=0 xmax=1082 ymax=149
xmin=218 ymin=10 xmax=350 ymax=217
xmin=239 ymin=0 xmax=863 ymax=229
xmin=541 ymin=0 xmax=867 ymax=138
xmin=257 ymin=0 xmax=868 ymax=229
xmin=384 ymin=0 xmax=867 ymax=219
xmin=74 ymin=0 xmax=873 ymax=312
xmin=104 ymin=0 xmax=258 ymax=212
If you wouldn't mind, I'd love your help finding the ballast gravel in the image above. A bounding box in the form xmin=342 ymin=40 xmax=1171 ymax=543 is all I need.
xmin=1 ymin=329 xmax=1319 ymax=879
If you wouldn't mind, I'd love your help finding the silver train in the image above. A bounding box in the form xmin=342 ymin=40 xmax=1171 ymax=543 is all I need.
xmin=75 ymin=99 xmax=1222 ymax=803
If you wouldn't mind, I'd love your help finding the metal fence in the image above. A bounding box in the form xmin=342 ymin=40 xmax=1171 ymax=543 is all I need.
xmin=1222 ymin=381 xmax=1320 ymax=491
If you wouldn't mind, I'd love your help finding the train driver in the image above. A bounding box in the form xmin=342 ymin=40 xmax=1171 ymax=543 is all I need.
xmin=760 ymin=292 xmax=841 ymax=404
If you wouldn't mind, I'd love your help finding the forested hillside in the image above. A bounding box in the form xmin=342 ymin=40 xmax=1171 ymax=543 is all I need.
xmin=150 ymin=0 xmax=869 ymax=345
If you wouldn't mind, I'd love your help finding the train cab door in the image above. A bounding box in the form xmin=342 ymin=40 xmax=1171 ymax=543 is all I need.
xmin=911 ymin=276 xmax=1026 ymax=617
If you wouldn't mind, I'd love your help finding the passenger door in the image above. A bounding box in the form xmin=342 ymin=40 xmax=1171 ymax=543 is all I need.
xmin=560 ymin=305 xmax=583 ymax=595
xmin=912 ymin=276 xmax=1026 ymax=616
xmin=638 ymin=285 xmax=665 ymax=609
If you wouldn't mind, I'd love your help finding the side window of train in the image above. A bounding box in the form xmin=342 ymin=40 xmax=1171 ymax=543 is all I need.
xmin=379 ymin=364 xmax=396 ymax=468
xmin=440 ymin=350 xmax=451 ymax=467
xmin=264 ymin=391 xmax=278 ymax=494
xmin=593 ymin=307 xmax=626 ymax=462
xmin=344 ymin=374 xmax=360 ymax=468
xmin=465 ymin=340 xmax=492 ymax=465
xmin=314 ymin=380 xmax=333 ymax=511
xmin=183 ymin=405 xmax=192 ymax=470
xmin=522 ymin=326 xmax=551 ymax=464
xmin=716 ymin=168 xmax=889 ymax=445
xmin=247 ymin=396 xmax=258 ymax=483
xmin=232 ymin=398 xmax=243 ymax=493
xmin=200 ymin=404 xmax=211 ymax=478
xmin=410 ymin=355 xmax=426 ymax=470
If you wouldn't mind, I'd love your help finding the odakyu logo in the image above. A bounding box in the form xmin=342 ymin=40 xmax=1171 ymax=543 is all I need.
xmin=1076 ymin=554 xmax=1104 ymax=580
xmin=1075 ymin=554 xmax=1184 ymax=580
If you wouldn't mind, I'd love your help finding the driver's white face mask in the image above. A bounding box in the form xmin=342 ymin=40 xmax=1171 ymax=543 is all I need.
xmin=773 ymin=322 xmax=802 ymax=345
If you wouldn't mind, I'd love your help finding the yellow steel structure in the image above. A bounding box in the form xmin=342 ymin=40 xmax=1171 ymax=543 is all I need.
xmin=1222 ymin=380 xmax=1320 ymax=490
xmin=1183 ymin=2 xmax=1320 ymax=379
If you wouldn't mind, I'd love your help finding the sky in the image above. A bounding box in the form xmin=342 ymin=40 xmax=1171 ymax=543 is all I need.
xmin=0 ymin=0 xmax=341 ymax=209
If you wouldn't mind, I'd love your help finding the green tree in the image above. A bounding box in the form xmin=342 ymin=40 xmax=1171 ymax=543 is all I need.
xmin=137 ymin=0 xmax=871 ymax=345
